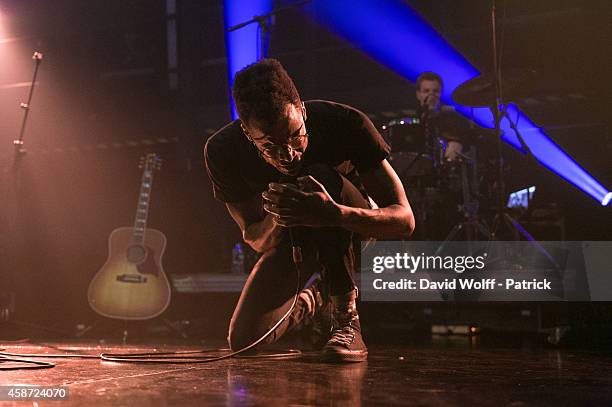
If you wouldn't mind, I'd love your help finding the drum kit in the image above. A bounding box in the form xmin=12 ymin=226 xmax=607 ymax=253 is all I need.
xmin=384 ymin=71 xmax=536 ymax=242
xmin=386 ymin=1 xmax=561 ymax=276
xmin=385 ymin=113 xmax=477 ymax=241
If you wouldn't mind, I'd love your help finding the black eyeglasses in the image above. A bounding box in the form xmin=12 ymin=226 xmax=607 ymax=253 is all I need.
xmin=241 ymin=121 xmax=308 ymax=161
xmin=260 ymin=133 xmax=308 ymax=160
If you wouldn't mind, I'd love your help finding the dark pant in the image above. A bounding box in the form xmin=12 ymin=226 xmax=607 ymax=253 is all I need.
xmin=228 ymin=164 xmax=370 ymax=351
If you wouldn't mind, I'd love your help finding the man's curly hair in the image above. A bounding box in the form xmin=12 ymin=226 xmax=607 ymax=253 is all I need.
xmin=232 ymin=59 xmax=301 ymax=132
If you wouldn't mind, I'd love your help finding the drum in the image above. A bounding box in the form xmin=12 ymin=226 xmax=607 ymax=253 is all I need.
xmin=385 ymin=117 xmax=425 ymax=153
xmin=383 ymin=117 xmax=434 ymax=177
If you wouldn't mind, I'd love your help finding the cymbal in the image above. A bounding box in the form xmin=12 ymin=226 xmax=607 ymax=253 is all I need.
xmin=452 ymin=70 xmax=538 ymax=107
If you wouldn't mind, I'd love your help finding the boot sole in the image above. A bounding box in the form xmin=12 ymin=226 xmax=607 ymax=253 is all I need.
xmin=320 ymin=350 xmax=368 ymax=363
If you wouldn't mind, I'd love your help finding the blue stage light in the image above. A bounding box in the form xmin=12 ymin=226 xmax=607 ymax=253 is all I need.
xmin=303 ymin=0 xmax=610 ymax=204
xmin=224 ymin=0 xmax=272 ymax=119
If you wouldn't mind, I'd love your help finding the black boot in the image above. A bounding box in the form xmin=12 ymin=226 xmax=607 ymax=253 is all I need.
xmin=297 ymin=278 xmax=332 ymax=349
xmin=320 ymin=288 xmax=368 ymax=363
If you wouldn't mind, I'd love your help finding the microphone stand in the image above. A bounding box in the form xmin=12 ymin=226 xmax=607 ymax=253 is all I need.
xmin=1 ymin=51 xmax=45 ymax=332
xmin=227 ymin=0 xmax=311 ymax=60
xmin=13 ymin=51 xmax=43 ymax=155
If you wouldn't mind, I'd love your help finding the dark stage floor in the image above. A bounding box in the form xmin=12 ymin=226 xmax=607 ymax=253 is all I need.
xmin=1 ymin=339 xmax=611 ymax=406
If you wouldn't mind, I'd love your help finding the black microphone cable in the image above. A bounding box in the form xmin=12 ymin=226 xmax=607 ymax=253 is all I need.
xmin=0 ymin=179 xmax=311 ymax=366
xmin=99 ymin=245 xmax=304 ymax=364
xmin=0 ymin=235 xmax=306 ymax=366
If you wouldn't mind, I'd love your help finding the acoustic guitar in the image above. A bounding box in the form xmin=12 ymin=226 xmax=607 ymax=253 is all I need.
xmin=88 ymin=153 xmax=171 ymax=320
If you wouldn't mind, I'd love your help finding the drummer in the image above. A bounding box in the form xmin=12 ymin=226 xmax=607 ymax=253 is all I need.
xmin=415 ymin=72 xmax=471 ymax=162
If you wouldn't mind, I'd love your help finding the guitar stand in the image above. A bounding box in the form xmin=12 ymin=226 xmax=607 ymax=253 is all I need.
xmin=75 ymin=317 xmax=190 ymax=344
xmin=74 ymin=321 xmax=132 ymax=344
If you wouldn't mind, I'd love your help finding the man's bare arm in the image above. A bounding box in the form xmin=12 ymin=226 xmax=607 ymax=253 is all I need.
xmin=336 ymin=160 xmax=415 ymax=239
xmin=226 ymin=198 xmax=284 ymax=253
xmin=263 ymin=159 xmax=415 ymax=240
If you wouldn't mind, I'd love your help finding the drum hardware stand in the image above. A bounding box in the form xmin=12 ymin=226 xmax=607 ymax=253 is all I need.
xmin=401 ymin=150 xmax=425 ymax=176
xmin=402 ymin=102 xmax=443 ymax=176
xmin=436 ymin=147 xmax=491 ymax=250
xmin=423 ymin=108 xmax=445 ymax=173
xmin=433 ymin=148 xmax=489 ymax=300
xmin=484 ymin=2 xmax=560 ymax=271
xmin=485 ymin=3 xmax=541 ymax=242
xmin=401 ymin=111 xmax=442 ymax=240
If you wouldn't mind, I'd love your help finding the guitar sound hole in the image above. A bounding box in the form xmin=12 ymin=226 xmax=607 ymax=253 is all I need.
xmin=126 ymin=245 xmax=147 ymax=263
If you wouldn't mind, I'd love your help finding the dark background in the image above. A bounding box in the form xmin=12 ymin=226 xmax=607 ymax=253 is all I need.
xmin=0 ymin=0 xmax=610 ymax=334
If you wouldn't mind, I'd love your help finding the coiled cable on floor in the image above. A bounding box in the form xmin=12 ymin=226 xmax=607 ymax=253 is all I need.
xmin=0 ymin=243 xmax=308 ymax=366
xmin=100 ymin=243 xmax=306 ymax=364
xmin=0 ymin=350 xmax=56 ymax=370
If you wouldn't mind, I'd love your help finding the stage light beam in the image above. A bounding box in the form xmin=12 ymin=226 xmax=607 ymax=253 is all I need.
xmin=223 ymin=0 xmax=272 ymax=119
xmin=303 ymin=0 xmax=610 ymax=205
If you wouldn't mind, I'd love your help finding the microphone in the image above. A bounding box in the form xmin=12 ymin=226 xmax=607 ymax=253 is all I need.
xmin=420 ymin=94 xmax=440 ymax=116
xmin=279 ymin=174 xmax=303 ymax=264
xmin=418 ymin=97 xmax=430 ymax=121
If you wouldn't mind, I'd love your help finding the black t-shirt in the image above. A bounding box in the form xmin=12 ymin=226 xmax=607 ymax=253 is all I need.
xmin=204 ymin=100 xmax=391 ymax=203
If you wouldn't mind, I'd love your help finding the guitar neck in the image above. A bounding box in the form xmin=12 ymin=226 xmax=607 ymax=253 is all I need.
xmin=132 ymin=168 xmax=155 ymax=244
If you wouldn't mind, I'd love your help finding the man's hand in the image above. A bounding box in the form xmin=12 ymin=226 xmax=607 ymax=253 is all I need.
xmin=262 ymin=176 xmax=341 ymax=227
